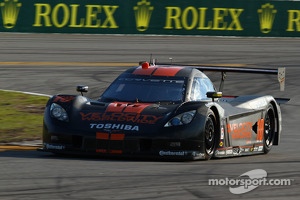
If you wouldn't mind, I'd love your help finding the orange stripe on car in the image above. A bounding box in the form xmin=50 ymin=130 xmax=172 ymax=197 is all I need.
xmin=256 ymin=119 xmax=264 ymax=141
xmin=123 ymin=103 xmax=151 ymax=113
xmin=106 ymin=102 xmax=151 ymax=113
xmin=133 ymin=66 xmax=156 ymax=75
xmin=152 ymin=67 xmax=183 ymax=76
xmin=109 ymin=150 xmax=123 ymax=154
xmin=96 ymin=149 xmax=107 ymax=153
xmin=110 ymin=133 xmax=125 ymax=141
xmin=96 ymin=132 xmax=109 ymax=140
xmin=106 ymin=102 xmax=127 ymax=112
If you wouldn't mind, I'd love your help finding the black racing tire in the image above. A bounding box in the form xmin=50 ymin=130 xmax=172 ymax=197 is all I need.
xmin=263 ymin=104 xmax=276 ymax=154
xmin=204 ymin=109 xmax=218 ymax=160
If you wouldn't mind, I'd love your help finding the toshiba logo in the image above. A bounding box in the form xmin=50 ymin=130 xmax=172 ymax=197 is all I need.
xmin=90 ymin=123 xmax=139 ymax=131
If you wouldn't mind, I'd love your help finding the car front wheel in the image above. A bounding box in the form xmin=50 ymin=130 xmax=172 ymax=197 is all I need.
xmin=204 ymin=109 xmax=218 ymax=160
xmin=263 ymin=104 xmax=276 ymax=154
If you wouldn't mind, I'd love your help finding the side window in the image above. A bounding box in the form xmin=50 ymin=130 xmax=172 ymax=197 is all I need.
xmin=191 ymin=78 xmax=202 ymax=101
xmin=190 ymin=77 xmax=215 ymax=101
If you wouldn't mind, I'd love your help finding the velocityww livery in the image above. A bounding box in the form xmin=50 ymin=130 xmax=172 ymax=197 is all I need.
xmin=39 ymin=62 xmax=288 ymax=160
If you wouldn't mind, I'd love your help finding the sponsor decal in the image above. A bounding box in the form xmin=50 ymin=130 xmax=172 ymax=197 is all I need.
xmin=164 ymin=6 xmax=243 ymax=31
xmin=159 ymin=150 xmax=187 ymax=156
xmin=258 ymin=146 xmax=264 ymax=152
xmin=220 ymin=127 xmax=224 ymax=140
xmin=192 ymin=152 xmax=205 ymax=158
xmin=215 ymin=150 xmax=226 ymax=156
xmin=232 ymin=147 xmax=241 ymax=155
xmin=169 ymin=142 xmax=181 ymax=147
xmin=256 ymin=119 xmax=264 ymax=141
xmin=219 ymin=141 xmax=224 ymax=147
xmin=81 ymin=112 xmax=162 ymax=124
xmin=90 ymin=123 xmax=139 ymax=131
xmin=33 ymin=3 xmax=119 ymax=29
xmin=226 ymin=149 xmax=233 ymax=155
xmin=227 ymin=122 xmax=252 ymax=140
xmin=44 ymin=143 xmax=65 ymax=150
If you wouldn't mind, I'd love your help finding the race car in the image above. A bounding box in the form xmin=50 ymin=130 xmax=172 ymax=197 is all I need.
xmin=39 ymin=61 xmax=287 ymax=160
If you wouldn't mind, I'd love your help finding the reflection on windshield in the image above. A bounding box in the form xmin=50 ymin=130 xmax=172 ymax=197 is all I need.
xmin=101 ymin=77 xmax=186 ymax=103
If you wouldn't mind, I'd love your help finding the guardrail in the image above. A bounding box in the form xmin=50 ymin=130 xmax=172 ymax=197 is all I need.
xmin=1 ymin=0 xmax=300 ymax=37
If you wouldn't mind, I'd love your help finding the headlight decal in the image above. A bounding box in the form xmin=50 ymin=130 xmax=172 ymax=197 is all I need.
xmin=50 ymin=103 xmax=69 ymax=122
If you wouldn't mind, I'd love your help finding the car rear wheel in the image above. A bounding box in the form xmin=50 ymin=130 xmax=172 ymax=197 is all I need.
xmin=264 ymin=104 xmax=276 ymax=154
xmin=204 ymin=110 xmax=218 ymax=160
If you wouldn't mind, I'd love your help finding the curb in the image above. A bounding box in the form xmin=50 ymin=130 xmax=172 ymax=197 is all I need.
xmin=0 ymin=146 xmax=40 ymax=151
xmin=0 ymin=140 xmax=42 ymax=151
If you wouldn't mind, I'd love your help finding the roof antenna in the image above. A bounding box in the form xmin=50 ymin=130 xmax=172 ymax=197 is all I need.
xmin=149 ymin=54 xmax=153 ymax=65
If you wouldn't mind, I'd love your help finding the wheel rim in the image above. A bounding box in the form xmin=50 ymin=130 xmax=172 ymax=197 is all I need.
xmin=264 ymin=108 xmax=275 ymax=148
xmin=205 ymin=116 xmax=215 ymax=155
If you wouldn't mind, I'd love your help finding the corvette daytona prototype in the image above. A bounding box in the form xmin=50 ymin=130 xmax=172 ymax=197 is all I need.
xmin=40 ymin=62 xmax=287 ymax=160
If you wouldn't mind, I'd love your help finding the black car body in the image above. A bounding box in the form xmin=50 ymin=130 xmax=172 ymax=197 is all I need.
xmin=40 ymin=62 xmax=287 ymax=160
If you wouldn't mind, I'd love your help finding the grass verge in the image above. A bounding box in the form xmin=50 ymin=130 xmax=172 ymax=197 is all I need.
xmin=0 ymin=90 xmax=49 ymax=143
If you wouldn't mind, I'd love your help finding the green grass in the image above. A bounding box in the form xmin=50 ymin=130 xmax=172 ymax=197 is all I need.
xmin=0 ymin=90 xmax=49 ymax=143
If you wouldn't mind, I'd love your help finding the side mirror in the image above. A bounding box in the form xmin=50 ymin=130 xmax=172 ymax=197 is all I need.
xmin=206 ymin=91 xmax=222 ymax=102
xmin=77 ymin=85 xmax=88 ymax=96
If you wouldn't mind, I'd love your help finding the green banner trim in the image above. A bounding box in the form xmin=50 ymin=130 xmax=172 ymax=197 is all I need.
xmin=1 ymin=0 xmax=300 ymax=37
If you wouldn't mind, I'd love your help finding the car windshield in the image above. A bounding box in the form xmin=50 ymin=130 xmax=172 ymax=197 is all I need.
xmin=100 ymin=76 xmax=186 ymax=103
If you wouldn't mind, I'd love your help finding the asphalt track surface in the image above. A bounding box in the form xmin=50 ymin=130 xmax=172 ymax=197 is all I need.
xmin=0 ymin=33 xmax=299 ymax=200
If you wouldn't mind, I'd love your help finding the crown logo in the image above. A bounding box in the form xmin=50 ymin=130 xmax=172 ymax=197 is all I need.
xmin=133 ymin=0 xmax=154 ymax=32
xmin=0 ymin=0 xmax=21 ymax=29
xmin=257 ymin=3 xmax=277 ymax=34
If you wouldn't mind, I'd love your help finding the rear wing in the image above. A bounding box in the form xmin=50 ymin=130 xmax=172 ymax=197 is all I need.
xmin=194 ymin=66 xmax=286 ymax=92
xmin=149 ymin=61 xmax=285 ymax=92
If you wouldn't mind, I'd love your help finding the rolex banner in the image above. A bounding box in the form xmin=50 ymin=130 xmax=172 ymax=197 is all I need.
xmin=1 ymin=0 xmax=300 ymax=37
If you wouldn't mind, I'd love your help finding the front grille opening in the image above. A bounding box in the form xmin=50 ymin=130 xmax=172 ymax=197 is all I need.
xmin=139 ymin=139 xmax=152 ymax=152
xmin=72 ymin=135 xmax=83 ymax=148
xmin=84 ymin=139 xmax=96 ymax=151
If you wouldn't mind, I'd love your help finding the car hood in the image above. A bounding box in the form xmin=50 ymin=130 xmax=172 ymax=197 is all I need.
xmin=69 ymin=98 xmax=180 ymax=134
xmin=80 ymin=101 xmax=175 ymax=120
xmin=48 ymin=95 xmax=202 ymax=136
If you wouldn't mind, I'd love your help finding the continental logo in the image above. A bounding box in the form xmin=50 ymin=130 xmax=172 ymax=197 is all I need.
xmin=133 ymin=0 xmax=153 ymax=32
xmin=257 ymin=3 xmax=277 ymax=34
xmin=0 ymin=0 xmax=21 ymax=29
